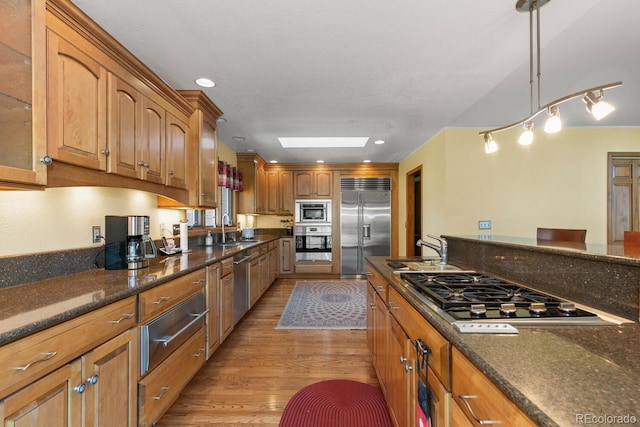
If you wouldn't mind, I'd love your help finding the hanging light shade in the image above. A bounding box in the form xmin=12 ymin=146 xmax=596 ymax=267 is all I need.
xmin=518 ymin=122 xmax=534 ymax=145
xmin=583 ymin=90 xmax=615 ymax=120
xmin=484 ymin=134 xmax=499 ymax=154
xmin=544 ymin=106 xmax=562 ymax=134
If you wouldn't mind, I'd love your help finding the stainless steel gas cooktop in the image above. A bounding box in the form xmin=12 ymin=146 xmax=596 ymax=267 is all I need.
xmin=400 ymin=271 xmax=620 ymax=329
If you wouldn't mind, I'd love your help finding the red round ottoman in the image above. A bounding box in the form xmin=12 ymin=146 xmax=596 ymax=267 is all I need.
xmin=279 ymin=379 xmax=393 ymax=427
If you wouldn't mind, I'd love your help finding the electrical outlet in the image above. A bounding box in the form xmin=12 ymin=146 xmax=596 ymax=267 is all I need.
xmin=92 ymin=226 xmax=101 ymax=243
xmin=160 ymin=223 xmax=165 ymax=235
xmin=478 ymin=220 xmax=492 ymax=230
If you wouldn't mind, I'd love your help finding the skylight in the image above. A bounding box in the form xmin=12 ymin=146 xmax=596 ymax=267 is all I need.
xmin=278 ymin=137 xmax=369 ymax=148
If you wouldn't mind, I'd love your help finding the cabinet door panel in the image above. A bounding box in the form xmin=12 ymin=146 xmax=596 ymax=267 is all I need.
xmin=220 ymin=273 xmax=234 ymax=342
xmin=165 ymin=112 xmax=188 ymax=189
xmin=314 ymin=171 xmax=332 ymax=198
xmin=108 ymin=74 xmax=140 ymax=179
xmin=279 ymin=170 xmax=294 ymax=214
xmin=0 ymin=360 xmax=82 ymax=427
xmin=47 ymin=32 xmax=107 ymax=170
xmin=141 ymin=97 xmax=164 ymax=184
xmin=83 ymin=328 xmax=137 ymax=427
xmin=199 ymin=118 xmax=217 ymax=206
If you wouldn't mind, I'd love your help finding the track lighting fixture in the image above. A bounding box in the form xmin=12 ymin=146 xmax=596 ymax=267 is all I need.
xmin=479 ymin=0 xmax=621 ymax=153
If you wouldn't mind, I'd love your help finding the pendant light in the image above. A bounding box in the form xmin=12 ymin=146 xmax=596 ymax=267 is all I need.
xmin=479 ymin=0 xmax=621 ymax=152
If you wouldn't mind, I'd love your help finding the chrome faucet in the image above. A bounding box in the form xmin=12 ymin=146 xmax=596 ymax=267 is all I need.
xmin=221 ymin=214 xmax=230 ymax=244
xmin=416 ymin=234 xmax=448 ymax=264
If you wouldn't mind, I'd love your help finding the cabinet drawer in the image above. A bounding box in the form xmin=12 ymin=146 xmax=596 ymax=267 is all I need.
xmin=366 ymin=265 xmax=387 ymax=301
xmin=138 ymin=327 xmax=206 ymax=427
xmin=294 ymin=262 xmax=332 ymax=274
xmin=259 ymin=244 xmax=268 ymax=255
xmin=268 ymin=240 xmax=277 ymax=251
xmin=0 ymin=296 xmax=137 ymax=400
xmin=220 ymin=257 xmax=234 ymax=277
xmin=451 ymin=347 xmax=536 ymax=427
xmin=388 ymin=286 xmax=450 ymax=388
xmin=139 ymin=269 xmax=206 ymax=323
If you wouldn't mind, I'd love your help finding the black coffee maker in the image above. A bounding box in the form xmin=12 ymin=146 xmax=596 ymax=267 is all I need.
xmin=105 ymin=215 xmax=157 ymax=270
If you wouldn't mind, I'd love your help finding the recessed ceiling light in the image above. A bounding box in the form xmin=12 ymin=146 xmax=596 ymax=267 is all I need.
xmin=217 ymin=117 xmax=227 ymax=123
xmin=232 ymin=136 xmax=246 ymax=141
xmin=269 ymin=160 xmax=278 ymax=163
xmin=246 ymin=148 xmax=256 ymax=152
xmin=195 ymin=78 xmax=215 ymax=88
xmin=363 ymin=159 xmax=371 ymax=163
xmin=374 ymin=140 xmax=385 ymax=145
xmin=316 ymin=160 xmax=324 ymax=163
xmin=278 ymin=137 xmax=369 ymax=148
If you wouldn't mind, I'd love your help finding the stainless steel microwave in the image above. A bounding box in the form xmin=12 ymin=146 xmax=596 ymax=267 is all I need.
xmin=295 ymin=200 xmax=332 ymax=224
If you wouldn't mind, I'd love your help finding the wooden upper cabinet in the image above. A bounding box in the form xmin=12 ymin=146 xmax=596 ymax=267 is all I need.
xmin=265 ymin=167 xmax=294 ymax=215
xmin=237 ymin=153 xmax=266 ymax=214
xmin=178 ymin=90 xmax=223 ymax=208
xmin=294 ymin=169 xmax=332 ymax=199
xmin=165 ymin=112 xmax=189 ymax=189
xmin=46 ymin=30 xmax=108 ymax=170
xmin=0 ymin=0 xmax=47 ymax=188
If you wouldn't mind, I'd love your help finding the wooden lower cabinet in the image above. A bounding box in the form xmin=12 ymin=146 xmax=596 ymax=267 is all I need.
xmin=451 ymin=347 xmax=537 ymax=427
xmin=279 ymin=238 xmax=294 ymax=275
xmin=387 ymin=314 xmax=413 ymax=427
xmin=0 ymin=326 xmax=137 ymax=427
xmin=138 ymin=327 xmax=206 ymax=427
xmin=220 ymin=271 xmax=234 ymax=342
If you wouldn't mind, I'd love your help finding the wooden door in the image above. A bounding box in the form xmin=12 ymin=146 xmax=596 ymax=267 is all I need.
xmin=140 ymin=97 xmax=164 ymax=184
xmin=220 ymin=273 xmax=234 ymax=342
xmin=107 ymin=74 xmax=140 ymax=179
xmin=47 ymin=31 xmax=107 ymax=170
xmin=206 ymin=263 xmax=221 ymax=358
xmin=608 ymin=154 xmax=640 ymax=243
xmin=82 ymin=328 xmax=137 ymax=427
xmin=0 ymin=359 xmax=82 ymax=426
xmin=165 ymin=112 xmax=188 ymax=189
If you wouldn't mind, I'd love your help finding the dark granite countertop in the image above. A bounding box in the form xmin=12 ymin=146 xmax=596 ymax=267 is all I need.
xmin=0 ymin=236 xmax=280 ymax=346
xmin=367 ymin=256 xmax=640 ymax=427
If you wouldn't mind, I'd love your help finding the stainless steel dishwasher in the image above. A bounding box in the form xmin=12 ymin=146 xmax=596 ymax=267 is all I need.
xmin=233 ymin=251 xmax=251 ymax=325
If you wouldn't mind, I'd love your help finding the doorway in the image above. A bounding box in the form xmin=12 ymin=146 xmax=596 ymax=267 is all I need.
xmin=406 ymin=166 xmax=422 ymax=256
xmin=608 ymin=153 xmax=640 ymax=243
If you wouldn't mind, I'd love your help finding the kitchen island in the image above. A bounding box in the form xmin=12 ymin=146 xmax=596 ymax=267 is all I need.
xmin=366 ymin=235 xmax=640 ymax=427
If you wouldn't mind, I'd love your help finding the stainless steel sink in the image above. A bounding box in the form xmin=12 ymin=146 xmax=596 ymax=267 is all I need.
xmin=388 ymin=260 xmax=475 ymax=274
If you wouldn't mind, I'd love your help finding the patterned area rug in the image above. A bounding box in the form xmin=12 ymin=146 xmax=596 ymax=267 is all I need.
xmin=276 ymin=281 xmax=367 ymax=329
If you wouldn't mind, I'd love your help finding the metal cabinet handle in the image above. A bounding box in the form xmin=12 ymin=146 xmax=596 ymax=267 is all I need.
xmin=87 ymin=374 xmax=99 ymax=385
xmin=153 ymin=386 xmax=170 ymax=400
xmin=100 ymin=149 xmax=110 ymax=156
xmin=234 ymin=256 xmax=251 ymax=265
xmin=192 ymin=348 xmax=206 ymax=357
xmin=154 ymin=310 xmax=209 ymax=347
xmin=369 ymin=303 xmax=376 ymax=310
xmin=108 ymin=313 xmax=135 ymax=324
xmin=15 ymin=351 xmax=57 ymax=371
xmin=168 ymin=170 xmax=174 ymax=175
xmin=75 ymin=383 xmax=87 ymax=394
xmin=192 ymin=279 xmax=206 ymax=285
xmin=152 ymin=296 xmax=170 ymax=305
xmin=459 ymin=395 xmax=502 ymax=424
xmin=404 ymin=364 xmax=413 ymax=373
xmin=399 ymin=356 xmax=407 ymax=364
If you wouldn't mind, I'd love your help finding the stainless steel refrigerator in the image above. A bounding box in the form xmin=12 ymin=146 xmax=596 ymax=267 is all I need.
xmin=340 ymin=177 xmax=391 ymax=276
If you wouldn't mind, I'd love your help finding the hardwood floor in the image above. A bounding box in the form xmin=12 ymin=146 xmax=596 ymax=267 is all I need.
xmin=156 ymin=278 xmax=379 ymax=426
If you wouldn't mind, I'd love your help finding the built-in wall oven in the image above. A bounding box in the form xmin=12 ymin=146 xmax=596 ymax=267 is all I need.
xmin=295 ymin=225 xmax=332 ymax=262
xmin=295 ymin=200 xmax=332 ymax=224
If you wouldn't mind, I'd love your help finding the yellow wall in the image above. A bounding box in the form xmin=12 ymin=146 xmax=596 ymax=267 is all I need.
xmin=398 ymin=127 xmax=640 ymax=254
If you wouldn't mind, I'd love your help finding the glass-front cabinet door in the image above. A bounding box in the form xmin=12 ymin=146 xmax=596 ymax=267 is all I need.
xmin=0 ymin=0 xmax=46 ymax=188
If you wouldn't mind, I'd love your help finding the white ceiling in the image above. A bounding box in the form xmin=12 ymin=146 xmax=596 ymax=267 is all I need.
xmin=72 ymin=0 xmax=640 ymax=163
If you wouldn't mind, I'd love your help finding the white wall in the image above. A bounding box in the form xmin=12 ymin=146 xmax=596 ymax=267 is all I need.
xmin=398 ymin=127 xmax=640 ymax=254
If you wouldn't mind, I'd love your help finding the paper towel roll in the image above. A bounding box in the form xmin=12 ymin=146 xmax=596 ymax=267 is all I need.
xmin=179 ymin=222 xmax=189 ymax=251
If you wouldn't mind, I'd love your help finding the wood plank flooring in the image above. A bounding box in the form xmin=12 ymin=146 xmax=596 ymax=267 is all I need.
xmin=155 ymin=278 xmax=379 ymax=426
